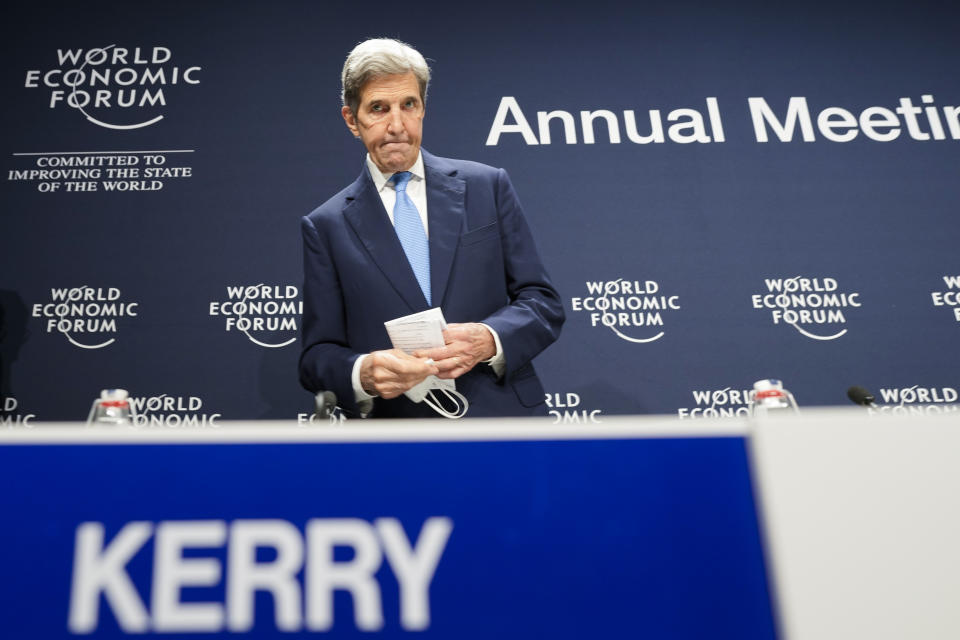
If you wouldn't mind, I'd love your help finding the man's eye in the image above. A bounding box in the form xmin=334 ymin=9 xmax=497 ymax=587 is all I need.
xmin=371 ymin=104 xmax=382 ymax=112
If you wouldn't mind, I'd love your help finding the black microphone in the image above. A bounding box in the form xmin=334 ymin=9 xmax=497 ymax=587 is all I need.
xmin=314 ymin=391 xmax=338 ymax=419
xmin=847 ymin=385 xmax=877 ymax=407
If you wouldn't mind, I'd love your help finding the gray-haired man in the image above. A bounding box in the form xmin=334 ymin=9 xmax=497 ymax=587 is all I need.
xmin=299 ymin=38 xmax=564 ymax=418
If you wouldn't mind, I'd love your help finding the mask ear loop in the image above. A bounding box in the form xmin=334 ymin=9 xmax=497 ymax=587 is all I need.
xmin=423 ymin=387 xmax=469 ymax=419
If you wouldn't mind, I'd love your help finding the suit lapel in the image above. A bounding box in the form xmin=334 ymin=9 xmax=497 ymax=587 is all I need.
xmin=343 ymin=167 xmax=428 ymax=312
xmin=423 ymin=151 xmax=465 ymax=308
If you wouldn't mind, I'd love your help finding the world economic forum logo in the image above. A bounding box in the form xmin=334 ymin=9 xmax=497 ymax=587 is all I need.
xmin=751 ymin=276 xmax=861 ymax=340
xmin=872 ymin=384 xmax=959 ymax=416
xmin=30 ymin=286 xmax=139 ymax=349
xmin=23 ymin=44 xmax=201 ymax=130
xmin=570 ymin=278 xmax=681 ymax=343
xmin=209 ymin=285 xmax=302 ymax=348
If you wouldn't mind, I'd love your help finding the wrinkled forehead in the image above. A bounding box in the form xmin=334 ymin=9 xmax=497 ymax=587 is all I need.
xmin=358 ymin=72 xmax=422 ymax=105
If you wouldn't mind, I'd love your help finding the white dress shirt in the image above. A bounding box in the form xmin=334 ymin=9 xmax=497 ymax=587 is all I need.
xmin=366 ymin=153 xmax=430 ymax=233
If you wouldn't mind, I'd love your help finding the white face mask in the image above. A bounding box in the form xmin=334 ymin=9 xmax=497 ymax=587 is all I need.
xmin=404 ymin=374 xmax=469 ymax=419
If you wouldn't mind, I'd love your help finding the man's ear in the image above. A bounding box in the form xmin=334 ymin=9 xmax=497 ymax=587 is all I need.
xmin=342 ymin=106 xmax=360 ymax=137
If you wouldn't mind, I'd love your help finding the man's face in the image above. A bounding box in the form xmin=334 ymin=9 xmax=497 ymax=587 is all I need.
xmin=343 ymin=71 xmax=424 ymax=174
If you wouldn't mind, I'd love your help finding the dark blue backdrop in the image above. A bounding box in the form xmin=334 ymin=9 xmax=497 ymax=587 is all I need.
xmin=2 ymin=0 xmax=958 ymax=422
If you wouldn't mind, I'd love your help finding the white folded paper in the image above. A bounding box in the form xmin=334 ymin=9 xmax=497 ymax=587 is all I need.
xmin=384 ymin=308 xmax=455 ymax=397
xmin=383 ymin=307 xmax=447 ymax=353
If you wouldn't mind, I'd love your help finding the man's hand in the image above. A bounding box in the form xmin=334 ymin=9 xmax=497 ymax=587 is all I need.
xmin=360 ymin=349 xmax=439 ymax=399
xmin=414 ymin=323 xmax=496 ymax=380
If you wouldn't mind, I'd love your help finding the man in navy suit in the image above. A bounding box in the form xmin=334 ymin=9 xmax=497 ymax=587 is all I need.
xmin=299 ymin=39 xmax=563 ymax=418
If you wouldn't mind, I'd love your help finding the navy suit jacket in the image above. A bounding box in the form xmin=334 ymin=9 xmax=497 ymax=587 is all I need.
xmin=299 ymin=150 xmax=564 ymax=418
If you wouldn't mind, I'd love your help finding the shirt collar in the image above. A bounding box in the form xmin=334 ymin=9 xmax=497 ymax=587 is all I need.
xmin=366 ymin=151 xmax=425 ymax=192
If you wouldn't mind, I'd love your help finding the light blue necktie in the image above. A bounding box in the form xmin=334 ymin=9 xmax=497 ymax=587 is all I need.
xmin=390 ymin=171 xmax=431 ymax=305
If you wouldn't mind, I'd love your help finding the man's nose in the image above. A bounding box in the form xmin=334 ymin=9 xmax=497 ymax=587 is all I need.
xmin=386 ymin=107 xmax=404 ymax=133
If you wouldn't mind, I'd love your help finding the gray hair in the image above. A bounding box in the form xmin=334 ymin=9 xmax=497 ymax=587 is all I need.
xmin=341 ymin=38 xmax=431 ymax=116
